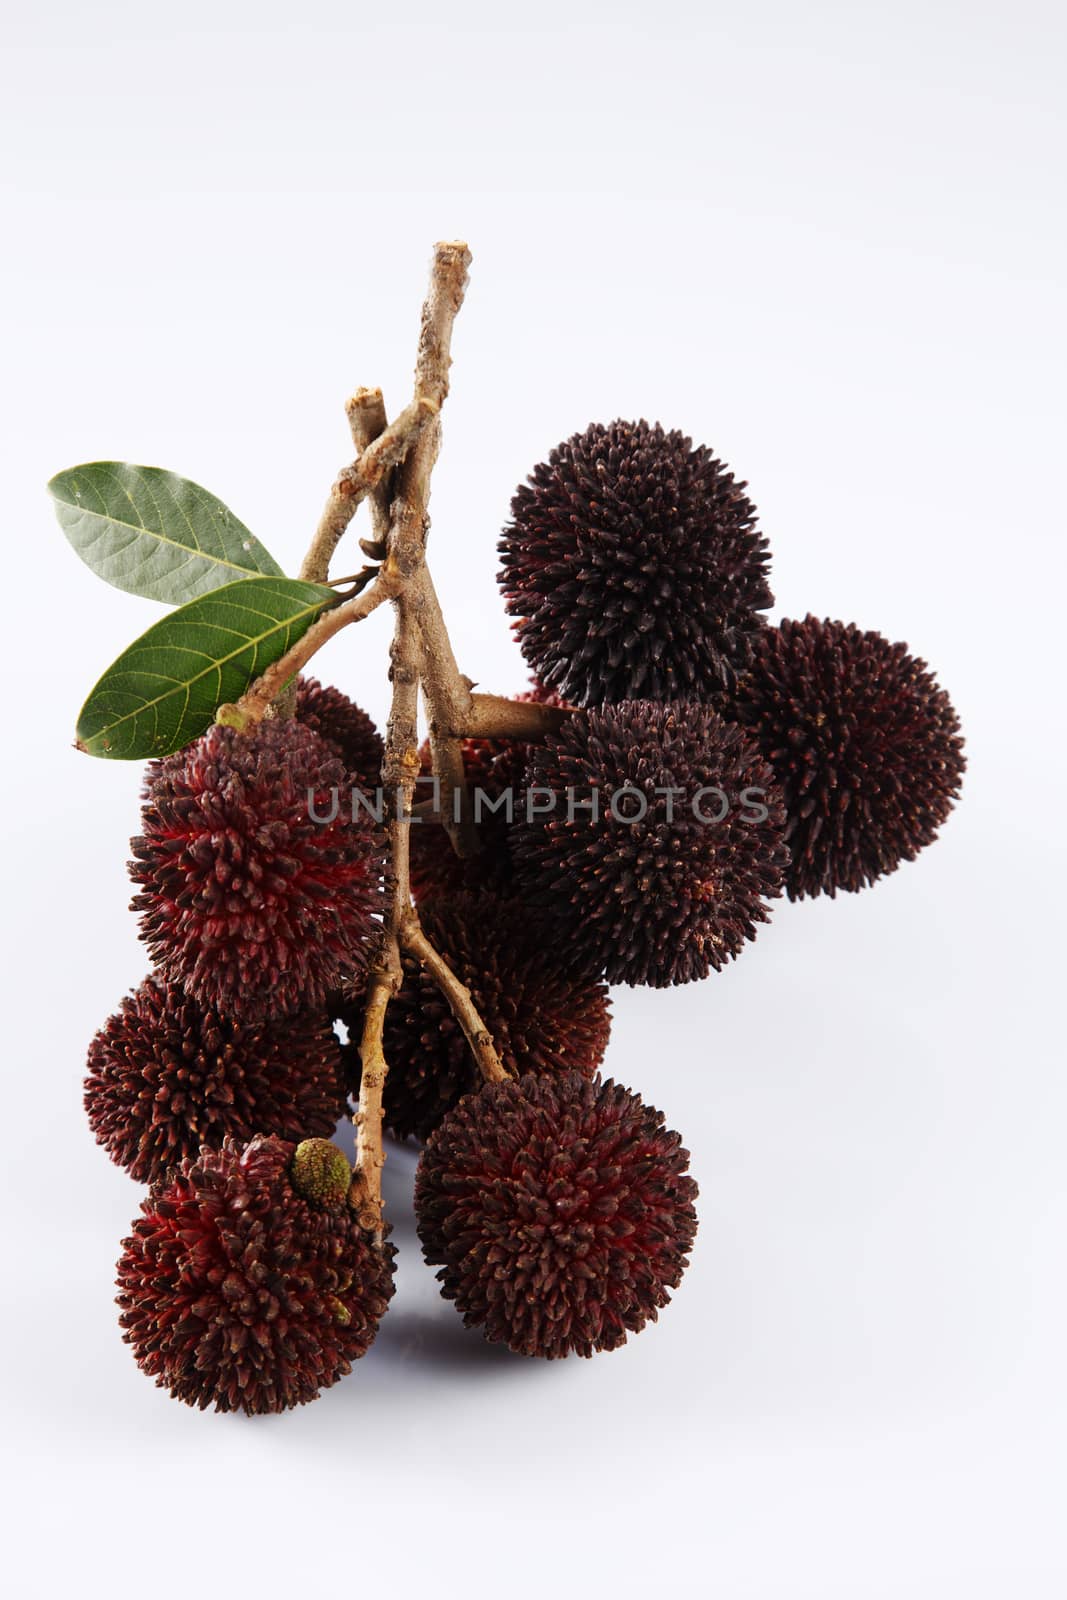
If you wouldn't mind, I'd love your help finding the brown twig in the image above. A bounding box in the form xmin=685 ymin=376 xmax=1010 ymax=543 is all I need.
xmin=349 ymin=977 xmax=391 ymax=1236
xmin=399 ymin=918 xmax=510 ymax=1084
xmin=347 ymin=387 xmax=393 ymax=550
xmin=231 ymin=243 xmax=522 ymax=1240
xmin=230 ymin=246 xmax=472 ymax=727
xmin=350 ymin=590 xmax=420 ymax=1240
xmin=386 ymin=243 xmax=477 ymax=854
xmin=464 ymin=692 xmax=574 ymax=740
xmin=325 ymin=566 xmax=380 ymax=590
xmin=347 ymin=242 xmax=511 ymax=1236
xmin=299 ymin=396 xmax=434 ymax=584
xmin=413 ymin=243 xmax=471 ymax=417
xmin=384 ymin=243 xmax=470 ymax=576
xmin=410 ymin=567 xmax=478 ymax=853
xmin=343 ymin=403 xmax=482 ymax=858
xmin=225 ymin=574 xmax=398 ymax=727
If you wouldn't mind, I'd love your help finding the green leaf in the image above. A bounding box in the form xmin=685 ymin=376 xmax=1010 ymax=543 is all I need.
xmin=48 ymin=462 xmax=283 ymax=604
xmin=75 ymin=577 xmax=336 ymax=759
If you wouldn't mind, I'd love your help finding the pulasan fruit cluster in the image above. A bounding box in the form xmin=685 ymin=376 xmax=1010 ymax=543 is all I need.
xmin=74 ymin=411 xmax=963 ymax=1417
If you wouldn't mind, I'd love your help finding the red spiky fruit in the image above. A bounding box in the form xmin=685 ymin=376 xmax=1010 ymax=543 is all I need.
xmin=498 ymin=419 xmax=773 ymax=705
xmin=129 ymin=719 xmax=386 ymax=1021
xmin=726 ymin=616 xmax=966 ymax=897
xmin=116 ymin=1135 xmax=394 ymax=1414
xmin=295 ymin=676 xmax=383 ymax=790
xmin=85 ymin=976 xmax=347 ymax=1184
xmin=339 ymin=893 xmax=610 ymax=1140
xmin=511 ymin=700 xmax=788 ymax=985
xmin=415 ymin=1072 xmax=699 ymax=1358
xmin=409 ymin=683 xmax=570 ymax=903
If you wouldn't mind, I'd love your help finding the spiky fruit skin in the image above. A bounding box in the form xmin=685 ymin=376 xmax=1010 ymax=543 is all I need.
xmin=416 ymin=1072 xmax=698 ymax=1359
xmin=295 ymin=676 xmax=383 ymax=791
xmin=511 ymin=701 xmax=788 ymax=986
xmin=408 ymin=736 xmax=522 ymax=903
xmin=726 ymin=616 xmax=966 ymax=899
xmin=409 ymin=684 xmax=569 ymax=904
xmin=85 ymin=977 xmax=347 ymax=1185
xmin=130 ymin=720 xmax=386 ymax=1022
xmin=339 ymin=893 xmax=611 ymax=1141
xmin=117 ymin=1135 xmax=394 ymax=1414
xmin=498 ymin=419 xmax=773 ymax=706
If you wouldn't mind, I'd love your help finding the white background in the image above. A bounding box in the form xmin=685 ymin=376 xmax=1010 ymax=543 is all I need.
xmin=2 ymin=3 xmax=1064 ymax=1595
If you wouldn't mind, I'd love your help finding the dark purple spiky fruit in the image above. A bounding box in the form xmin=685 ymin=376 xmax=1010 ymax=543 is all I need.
xmin=85 ymin=976 xmax=347 ymax=1185
xmin=408 ymin=736 xmax=521 ymax=903
xmin=339 ymin=893 xmax=610 ymax=1141
xmin=415 ymin=1072 xmax=698 ymax=1359
xmin=408 ymin=683 xmax=570 ymax=904
xmin=295 ymin=676 xmax=383 ymax=790
xmin=130 ymin=720 xmax=386 ymax=1022
xmin=511 ymin=701 xmax=788 ymax=986
xmin=725 ymin=616 xmax=966 ymax=898
xmin=498 ymin=420 xmax=773 ymax=706
xmin=117 ymin=1135 xmax=394 ymax=1414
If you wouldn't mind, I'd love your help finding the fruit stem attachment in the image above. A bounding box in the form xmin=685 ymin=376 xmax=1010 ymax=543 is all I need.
xmin=398 ymin=917 xmax=511 ymax=1085
xmin=465 ymin=693 xmax=573 ymax=740
xmin=230 ymin=576 xmax=398 ymax=726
